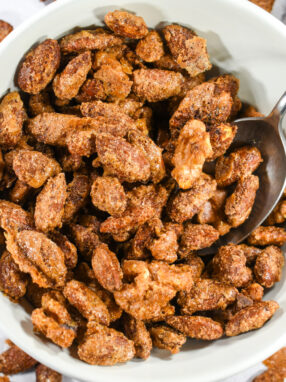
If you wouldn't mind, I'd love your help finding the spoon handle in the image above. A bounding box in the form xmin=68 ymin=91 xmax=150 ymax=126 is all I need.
xmin=271 ymin=91 xmax=286 ymax=118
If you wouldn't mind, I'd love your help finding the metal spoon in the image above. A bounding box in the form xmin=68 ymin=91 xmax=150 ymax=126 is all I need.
xmin=203 ymin=92 xmax=286 ymax=252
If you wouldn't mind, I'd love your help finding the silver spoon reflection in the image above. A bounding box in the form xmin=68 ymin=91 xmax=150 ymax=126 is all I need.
xmin=202 ymin=92 xmax=286 ymax=253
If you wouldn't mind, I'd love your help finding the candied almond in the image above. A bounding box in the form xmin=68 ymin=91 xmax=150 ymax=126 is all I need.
xmin=123 ymin=315 xmax=152 ymax=359
xmin=215 ymin=146 xmax=263 ymax=187
xmin=35 ymin=173 xmax=67 ymax=233
xmin=0 ymin=20 xmax=13 ymax=42
xmin=78 ymin=321 xmax=135 ymax=365
xmin=163 ymin=24 xmax=211 ymax=76
xmin=177 ymin=278 xmax=237 ymax=314
xmin=136 ymin=31 xmax=164 ymax=62
xmin=263 ymin=347 xmax=286 ymax=376
xmin=63 ymin=280 xmax=110 ymax=325
xmin=0 ymin=200 xmax=34 ymax=233
xmin=96 ymin=133 xmax=150 ymax=183
xmin=133 ymin=69 xmax=184 ymax=102
xmin=36 ymin=364 xmax=62 ymax=382
xmin=104 ymin=11 xmax=148 ymax=39
xmin=6 ymin=230 xmax=67 ymax=288
xmin=91 ymin=176 xmax=127 ymax=216
xmin=0 ymin=92 xmax=26 ymax=148
xmin=63 ymin=174 xmax=90 ymax=223
xmin=0 ymin=341 xmax=36 ymax=375
xmin=171 ymin=119 xmax=212 ymax=189
xmin=225 ymin=175 xmax=259 ymax=227
xmin=32 ymin=308 xmax=76 ymax=348
xmin=168 ymin=174 xmax=217 ymax=223
xmin=92 ymin=243 xmax=123 ymax=292
xmin=212 ymin=244 xmax=252 ymax=287
xmin=225 ymin=300 xmax=279 ymax=336
xmin=13 ymin=150 xmax=61 ymax=188
xmin=248 ymin=226 xmax=286 ymax=246
xmin=166 ymin=316 xmax=223 ymax=340
xmin=17 ymin=39 xmax=60 ymax=94
xmin=0 ymin=251 xmax=27 ymax=300
xmin=53 ymin=51 xmax=92 ymax=100
xmin=149 ymin=325 xmax=186 ymax=354
xmin=254 ymin=246 xmax=284 ymax=288
xmin=60 ymin=29 xmax=123 ymax=53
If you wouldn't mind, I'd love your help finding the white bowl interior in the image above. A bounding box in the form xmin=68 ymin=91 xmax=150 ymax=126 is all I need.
xmin=0 ymin=0 xmax=286 ymax=381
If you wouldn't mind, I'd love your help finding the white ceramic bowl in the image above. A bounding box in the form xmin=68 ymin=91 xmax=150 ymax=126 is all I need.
xmin=1 ymin=0 xmax=286 ymax=381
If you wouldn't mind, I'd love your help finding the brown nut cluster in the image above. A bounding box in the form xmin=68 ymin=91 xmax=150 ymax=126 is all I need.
xmin=0 ymin=8 xmax=283 ymax=368
xmin=0 ymin=338 xmax=62 ymax=380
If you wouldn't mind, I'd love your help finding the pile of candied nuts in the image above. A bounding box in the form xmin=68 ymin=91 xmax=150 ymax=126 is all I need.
xmin=0 ymin=9 xmax=285 ymax=366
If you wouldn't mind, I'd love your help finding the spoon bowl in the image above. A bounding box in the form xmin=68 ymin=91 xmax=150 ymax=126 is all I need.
xmin=205 ymin=93 xmax=286 ymax=251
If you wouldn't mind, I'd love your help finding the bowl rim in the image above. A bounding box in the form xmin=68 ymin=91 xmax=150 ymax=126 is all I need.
xmin=1 ymin=0 xmax=286 ymax=381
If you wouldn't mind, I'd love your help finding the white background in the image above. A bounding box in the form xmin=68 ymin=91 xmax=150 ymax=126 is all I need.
xmin=0 ymin=0 xmax=286 ymax=381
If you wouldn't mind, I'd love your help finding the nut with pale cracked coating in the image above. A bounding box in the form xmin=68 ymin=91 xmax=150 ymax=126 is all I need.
xmin=32 ymin=308 xmax=76 ymax=348
xmin=91 ymin=176 xmax=127 ymax=216
xmin=60 ymin=29 xmax=123 ymax=53
xmin=105 ymin=11 xmax=148 ymax=39
xmin=0 ymin=200 xmax=34 ymax=233
xmin=149 ymin=325 xmax=186 ymax=354
xmin=168 ymin=174 xmax=217 ymax=223
xmin=179 ymin=223 xmax=219 ymax=254
xmin=0 ymin=251 xmax=27 ymax=300
xmin=254 ymin=246 xmax=284 ymax=288
xmin=127 ymin=129 xmax=165 ymax=183
xmin=0 ymin=340 xmax=36 ymax=375
xmin=207 ymin=123 xmax=237 ymax=161
xmin=136 ymin=31 xmax=164 ymax=62
xmin=79 ymin=321 xmax=135 ymax=366
xmin=17 ymin=39 xmax=60 ymax=94
xmin=114 ymin=260 xmax=176 ymax=320
xmin=225 ymin=300 xmax=279 ymax=336
xmin=212 ymin=244 xmax=252 ymax=287
xmin=248 ymin=226 xmax=286 ymax=246
xmin=35 ymin=173 xmax=67 ymax=232
xmin=91 ymin=243 xmax=123 ymax=292
xmin=225 ymin=175 xmax=259 ymax=227
xmin=123 ymin=315 xmax=152 ymax=359
xmin=0 ymin=92 xmax=26 ymax=148
xmin=36 ymin=364 xmax=62 ymax=382
xmin=166 ymin=315 xmax=223 ymax=340
xmin=177 ymin=278 xmax=237 ymax=314
xmin=171 ymin=119 xmax=212 ymax=189
xmin=53 ymin=51 xmax=92 ymax=100
xmin=13 ymin=150 xmax=61 ymax=188
xmin=215 ymin=146 xmax=263 ymax=187
xmin=133 ymin=69 xmax=184 ymax=102
xmin=0 ymin=20 xmax=13 ymax=42
xmin=63 ymin=279 xmax=110 ymax=325
xmin=63 ymin=174 xmax=90 ymax=223
xmin=96 ymin=133 xmax=150 ymax=183
xmin=163 ymin=24 xmax=211 ymax=76
xmin=6 ymin=230 xmax=67 ymax=288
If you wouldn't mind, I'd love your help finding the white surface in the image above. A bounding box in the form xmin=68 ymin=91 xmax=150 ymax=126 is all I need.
xmin=1 ymin=0 xmax=286 ymax=381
